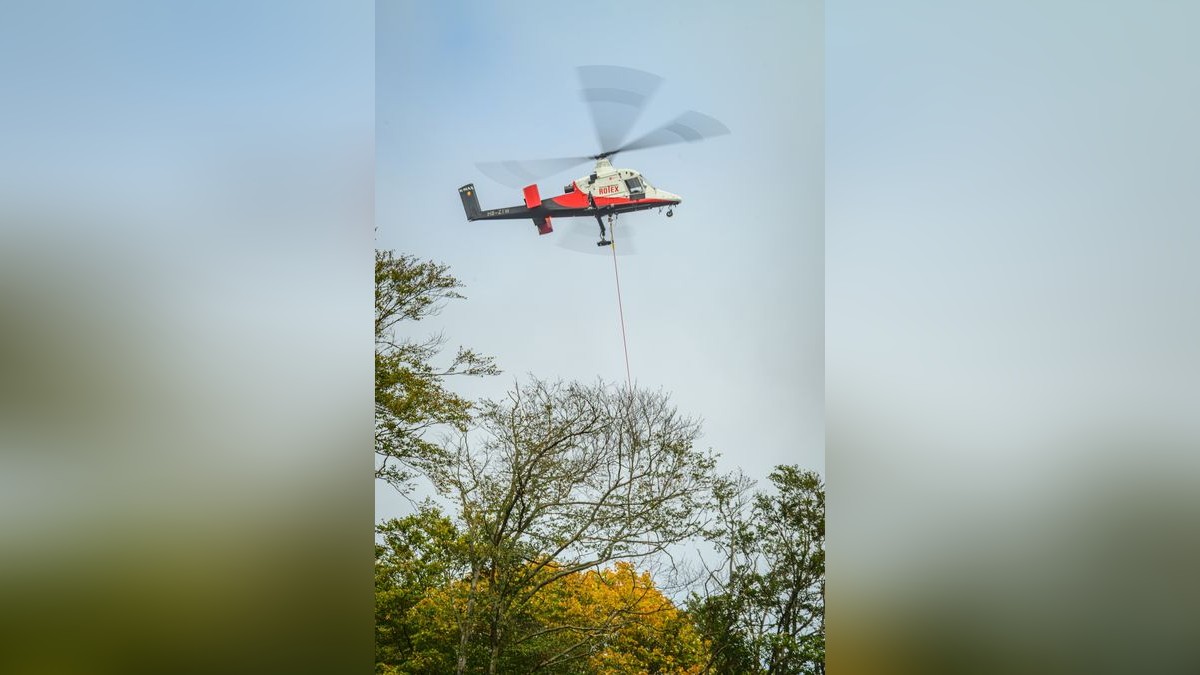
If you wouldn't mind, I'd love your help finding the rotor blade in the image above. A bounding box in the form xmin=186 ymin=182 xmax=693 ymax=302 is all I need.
xmin=474 ymin=156 xmax=593 ymax=189
xmin=611 ymin=110 xmax=730 ymax=156
xmin=577 ymin=65 xmax=663 ymax=155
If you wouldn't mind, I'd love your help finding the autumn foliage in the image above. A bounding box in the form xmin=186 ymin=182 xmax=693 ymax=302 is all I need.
xmin=376 ymin=514 xmax=708 ymax=674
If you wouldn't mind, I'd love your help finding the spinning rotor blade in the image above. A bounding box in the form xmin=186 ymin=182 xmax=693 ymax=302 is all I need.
xmin=610 ymin=110 xmax=730 ymax=156
xmin=472 ymin=67 xmax=728 ymax=188
xmin=577 ymin=65 xmax=663 ymax=155
xmin=474 ymin=155 xmax=593 ymax=189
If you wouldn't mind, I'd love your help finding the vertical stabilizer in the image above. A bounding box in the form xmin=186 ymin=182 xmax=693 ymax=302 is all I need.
xmin=458 ymin=184 xmax=481 ymax=221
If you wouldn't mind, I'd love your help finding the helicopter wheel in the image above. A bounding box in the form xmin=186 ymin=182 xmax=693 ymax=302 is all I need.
xmin=666 ymin=208 xmax=674 ymax=217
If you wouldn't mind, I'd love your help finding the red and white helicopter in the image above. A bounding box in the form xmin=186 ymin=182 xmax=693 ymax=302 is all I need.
xmin=459 ymin=66 xmax=728 ymax=248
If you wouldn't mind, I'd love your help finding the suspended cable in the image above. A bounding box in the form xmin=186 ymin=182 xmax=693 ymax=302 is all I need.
xmin=609 ymin=219 xmax=633 ymax=393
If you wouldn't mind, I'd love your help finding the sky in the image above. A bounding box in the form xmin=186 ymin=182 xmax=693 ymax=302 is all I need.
xmin=825 ymin=0 xmax=1200 ymax=582
xmin=376 ymin=0 xmax=824 ymax=520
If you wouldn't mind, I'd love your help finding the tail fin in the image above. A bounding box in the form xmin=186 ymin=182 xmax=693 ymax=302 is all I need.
xmin=458 ymin=184 xmax=481 ymax=221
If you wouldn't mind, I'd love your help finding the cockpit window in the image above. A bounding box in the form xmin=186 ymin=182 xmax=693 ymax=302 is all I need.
xmin=625 ymin=177 xmax=644 ymax=192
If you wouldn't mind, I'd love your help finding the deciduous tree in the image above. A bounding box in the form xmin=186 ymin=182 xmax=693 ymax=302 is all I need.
xmin=430 ymin=378 xmax=721 ymax=674
xmin=693 ymin=466 xmax=825 ymax=674
xmin=375 ymin=250 xmax=499 ymax=493
xmin=376 ymin=515 xmax=712 ymax=674
xmin=375 ymin=505 xmax=468 ymax=674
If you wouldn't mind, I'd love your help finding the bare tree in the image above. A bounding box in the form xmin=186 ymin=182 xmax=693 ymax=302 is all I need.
xmin=430 ymin=377 xmax=721 ymax=675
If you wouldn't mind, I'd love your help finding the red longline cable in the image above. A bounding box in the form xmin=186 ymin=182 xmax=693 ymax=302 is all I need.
xmin=609 ymin=220 xmax=633 ymax=392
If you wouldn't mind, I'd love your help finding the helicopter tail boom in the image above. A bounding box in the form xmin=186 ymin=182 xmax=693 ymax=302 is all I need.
xmin=459 ymin=183 xmax=543 ymax=230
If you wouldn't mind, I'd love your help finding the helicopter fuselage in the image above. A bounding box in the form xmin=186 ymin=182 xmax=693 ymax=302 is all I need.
xmin=459 ymin=158 xmax=680 ymax=235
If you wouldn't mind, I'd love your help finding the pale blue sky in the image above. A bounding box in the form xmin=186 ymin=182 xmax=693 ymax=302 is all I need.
xmin=376 ymin=0 xmax=823 ymax=519
xmin=825 ymin=4 xmax=1200 ymax=644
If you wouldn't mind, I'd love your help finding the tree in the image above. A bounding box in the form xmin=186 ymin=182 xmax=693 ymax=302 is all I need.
xmin=496 ymin=561 xmax=710 ymax=673
xmin=375 ymin=250 xmax=499 ymax=494
xmin=375 ymin=505 xmax=469 ymax=674
xmin=689 ymin=472 xmax=762 ymax=675
xmin=693 ymin=466 xmax=825 ymax=674
xmin=429 ymin=377 xmax=722 ymax=674
xmin=375 ymin=514 xmax=712 ymax=674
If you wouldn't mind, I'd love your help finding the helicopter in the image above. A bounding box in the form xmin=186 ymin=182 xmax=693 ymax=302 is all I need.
xmin=458 ymin=66 xmax=728 ymax=247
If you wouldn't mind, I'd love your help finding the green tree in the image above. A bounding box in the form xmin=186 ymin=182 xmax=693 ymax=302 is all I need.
xmin=693 ymin=466 xmax=825 ymax=674
xmin=430 ymin=377 xmax=722 ymax=675
xmin=375 ymin=505 xmax=468 ymax=674
xmin=375 ymin=250 xmax=499 ymax=494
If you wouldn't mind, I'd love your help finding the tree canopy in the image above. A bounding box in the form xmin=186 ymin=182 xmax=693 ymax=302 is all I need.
xmin=431 ymin=377 xmax=722 ymax=674
xmin=376 ymin=511 xmax=710 ymax=674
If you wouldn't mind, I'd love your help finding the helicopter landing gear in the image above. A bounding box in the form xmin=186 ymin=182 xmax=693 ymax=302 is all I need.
xmin=666 ymin=208 xmax=674 ymax=218
xmin=594 ymin=212 xmax=613 ymax=247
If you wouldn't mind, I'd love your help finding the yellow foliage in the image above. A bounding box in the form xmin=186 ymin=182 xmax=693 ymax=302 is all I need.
xmin=524 ymin=561 xmax=709 ymax=674
xmin=401 ymin=561 xmax=709 ymax=674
